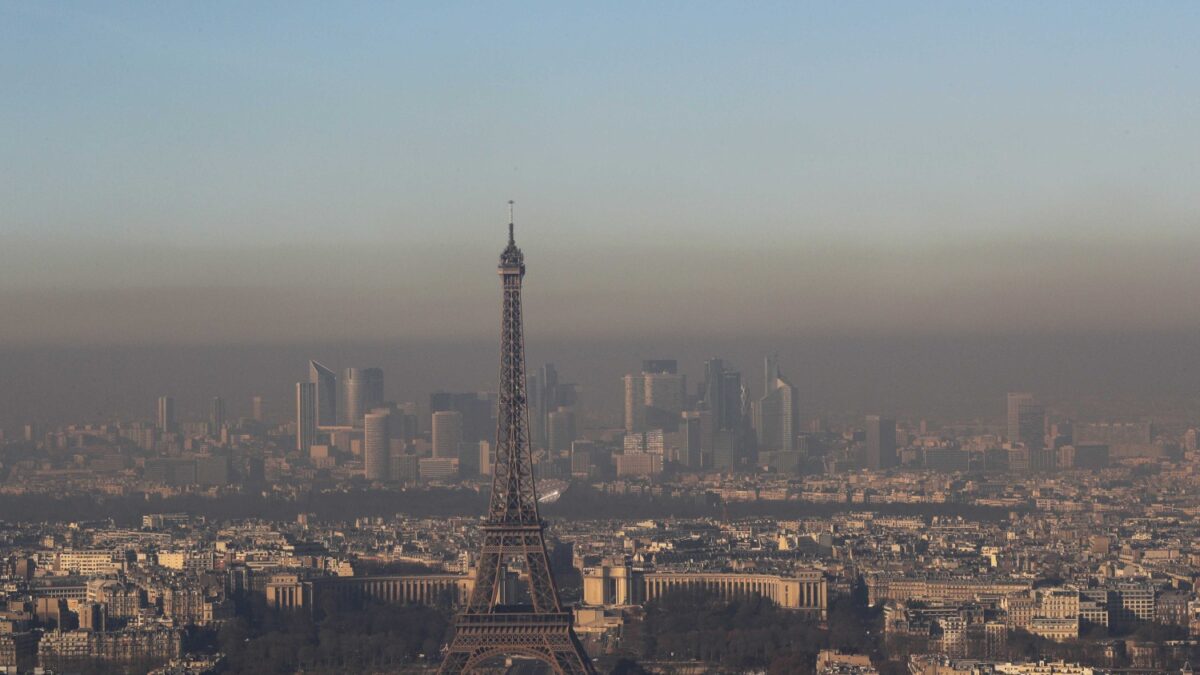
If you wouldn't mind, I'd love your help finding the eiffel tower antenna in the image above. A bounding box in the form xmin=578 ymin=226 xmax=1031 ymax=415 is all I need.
xmin=508 ymin=199 xmax=515 ymax=244
xmin=440 ymin=208 xmax=595 ymax=674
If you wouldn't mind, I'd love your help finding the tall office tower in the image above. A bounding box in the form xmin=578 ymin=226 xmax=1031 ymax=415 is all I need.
xmin=700 ymin=355 xmax=720 ymax=408
xmin=1006 ymin=393 xmax=1036 ymax=444
xmin=209 ymin=397 xmax=226 ymax=436
xmin=763 ymin=354 xmax=779 ymax=398
xmin=569 ymin=440 xmax=594 ymax=475
xmin=865 ymin=415 xmax=898 ymax=470
xmin=644 ymin=428 xmax=665 ymax=455
xmin=364 ymin=411 xmax=390 ymax=482
xmin=702 ymin=359 xmax=744 ymax=432
xmin=623 ymin=373 xmax=646 ymax=433
xmin=530 ymin=364 xmax=581 ymax=449
xmin=430 ymin=392 xmax=495 ymax=445
xmin=441 ymin=206 xmax=594 ymax=674
xmin=528 ymin=372 xmax=543 ymax=446
xmin=342 ymin=368 xmax=364 ymax=427
xmin=363 ymin=367 xmax=385 ymax=412
xmin=680 ymin=411 xmax=704 ymax=469
xmin=698 ymin=358 xmax=746 ymax=467
xmin=1020 ymin=404 xmax=1049 ymax=470
xmin=343 ymin=366 xmax=384 ymax=427
xmin=537 ymin=363 xmax=558 ymax=447
xmin=458 ymin=437 xmax=482 ymax=477
xmin=478 ymin=440 xmax=494 ymax=476
xmin=432 ymin=410 xmax=464 ymax=459
xmin=309 ymin=360 xmax=337 ymax=427
xmin=156 ymin=396 xmax=176 ymax=434
xmin=712 ymin=429 xmax=738 ymax=470
xmin=1007 ymin=392 xmax=1047 ymax=470
xmin=555 ymin=382 xmax=581 ymax=410
xmin=541 ymin=363 xmax=559 ymax=399
xmin=251 ymin=396 xmax=265 ymax=423
xmin=721 ymin=370 xmax=744 ymax=431
xmin=642 ymin=359 xmax=677 ymax=375
xmin=392 ymin=404 xmax=420 ymax=442
xmin=757 ymin=357 xmax=799 ymax=451
xmin=1017 ymin=403 xmax=1045 ymax=450
xmin=343 ymin=367 xmax=384 ymax=425
xmin=547 ymin=406 xmax=576 ymax=454
xmin=296 ymin=382 xmax=317 ymax=453
xmin=623 ymin=360 xmax=682 ymax=433
xmin=642 ymin=360 xmax=684 ymax=432
xmin=703 ymin=358 xmax=725 ymax=418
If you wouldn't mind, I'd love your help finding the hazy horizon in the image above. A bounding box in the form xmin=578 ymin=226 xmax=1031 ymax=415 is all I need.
xmin=3 ymin=3 xmax=1200 ymax=347
xmin=3 ymin=331 xmax=1198 ymax=433
xmin=2 ymin=4 xmax=1199 ymax=431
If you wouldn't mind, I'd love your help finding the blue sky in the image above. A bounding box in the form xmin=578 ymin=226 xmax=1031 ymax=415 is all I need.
xmin=1 ymin=2 xmax=1199 ymax=343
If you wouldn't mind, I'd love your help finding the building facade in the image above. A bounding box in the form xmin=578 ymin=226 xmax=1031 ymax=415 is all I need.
xmin=582 ymin=565 xmax=827 ymax=618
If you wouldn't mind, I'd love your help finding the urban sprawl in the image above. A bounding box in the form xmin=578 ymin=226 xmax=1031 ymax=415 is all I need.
xmin=0 ymin=362 xmax=1197 ymax=674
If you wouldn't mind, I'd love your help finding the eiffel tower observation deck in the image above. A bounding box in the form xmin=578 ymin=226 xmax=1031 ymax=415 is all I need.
xmin=439 ymin=204 xmax=596 ymax=674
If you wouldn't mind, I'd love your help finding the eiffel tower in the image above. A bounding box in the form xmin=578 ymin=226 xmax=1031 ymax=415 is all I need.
xmin=439 ymin=204 xmax=596 ymax=674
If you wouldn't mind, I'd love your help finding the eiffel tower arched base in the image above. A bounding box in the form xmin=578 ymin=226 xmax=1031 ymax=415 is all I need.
xmin=439 ymin=612 xmax=596 ymax=674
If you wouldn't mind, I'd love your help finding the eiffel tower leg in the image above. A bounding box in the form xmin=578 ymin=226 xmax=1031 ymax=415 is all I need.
xmin=438 ymin=649 xmax=472 ymax=674
xmin=549 ymin=632 xmax=597 ymax=674
xmin=523 ymin=537 xmax=559 ymax=614
xmin=465 ymin=546 xmax=502 ymax=612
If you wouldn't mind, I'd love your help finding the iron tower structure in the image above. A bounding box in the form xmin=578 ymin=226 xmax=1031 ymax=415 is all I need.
xmin=440 ymin=205 xmax=596 ymax=674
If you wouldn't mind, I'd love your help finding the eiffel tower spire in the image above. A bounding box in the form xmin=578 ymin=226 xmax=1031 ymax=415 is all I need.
xmin=439 ymin=205 xmax=595 ymax=674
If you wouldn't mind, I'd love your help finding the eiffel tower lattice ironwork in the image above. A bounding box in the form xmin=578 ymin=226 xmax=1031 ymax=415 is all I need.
xmin=439 ymin=204 xmax=596 ymax=675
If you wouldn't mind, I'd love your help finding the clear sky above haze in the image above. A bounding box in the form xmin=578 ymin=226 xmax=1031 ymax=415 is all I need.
xmin=2 ymin=2 xmax=1199 ymax=344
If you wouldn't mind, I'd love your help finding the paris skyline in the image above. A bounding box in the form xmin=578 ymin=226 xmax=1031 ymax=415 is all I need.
xmin=6 ymin=5 xmax=1200 ymax=674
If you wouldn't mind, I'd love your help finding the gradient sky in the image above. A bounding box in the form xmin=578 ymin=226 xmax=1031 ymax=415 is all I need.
xmin=2 ymin=2 xmax=1199 ymax=345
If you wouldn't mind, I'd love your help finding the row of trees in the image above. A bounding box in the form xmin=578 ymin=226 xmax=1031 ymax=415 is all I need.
xmin=209 ymin=585 xmax=880 ymax=674
xmin=213 ymin=593 xmax=452 ymax=674
xmin=546 ymin=482 xmax=1015 ymax=523
xmin=0 ymin=480 xmax=1018 ymax=527
xmin=620 ymin=586 xmax=884 ymax=675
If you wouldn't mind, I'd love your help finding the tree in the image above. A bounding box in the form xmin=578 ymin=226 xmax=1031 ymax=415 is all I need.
xmin=609 ymin=657 xmax=650 ymax=675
